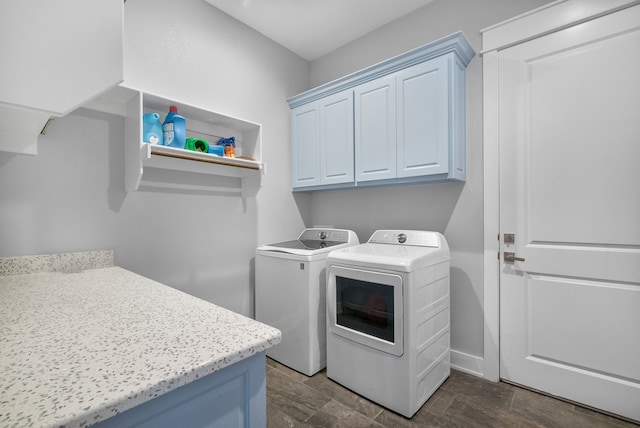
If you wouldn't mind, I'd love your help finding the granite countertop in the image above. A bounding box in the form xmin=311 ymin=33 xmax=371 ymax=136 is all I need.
xmin=0 ymin=252 xmax=281 ymax=428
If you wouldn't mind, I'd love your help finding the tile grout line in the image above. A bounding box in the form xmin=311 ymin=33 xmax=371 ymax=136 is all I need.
xmin=371 ymin=408 xmax=385 ymax=423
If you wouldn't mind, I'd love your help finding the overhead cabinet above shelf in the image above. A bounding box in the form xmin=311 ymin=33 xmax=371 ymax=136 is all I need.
xmin=0 ymin=0 xmax=123 ymax=155
xmin=85 ymin=86 xmax=264 ymax=197
xmin=288 ymin=32 xmax=475 ymax=192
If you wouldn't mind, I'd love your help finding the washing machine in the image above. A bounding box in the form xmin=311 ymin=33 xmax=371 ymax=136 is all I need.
xmin=325 ymin=230 xmax=450 ymax=418
xmin=255 ymin=228 xmax=359 ymax=376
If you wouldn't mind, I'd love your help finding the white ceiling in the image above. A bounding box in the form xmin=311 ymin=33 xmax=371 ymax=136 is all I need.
xmin=205 ymin=0 xmax=434 ymax=61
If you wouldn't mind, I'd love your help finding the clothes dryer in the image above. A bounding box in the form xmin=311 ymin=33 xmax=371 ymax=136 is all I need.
xmin=255 ymin=228 xmax=359 ymax=376
xmin=326 ymin=230 xmax=450 ymax=417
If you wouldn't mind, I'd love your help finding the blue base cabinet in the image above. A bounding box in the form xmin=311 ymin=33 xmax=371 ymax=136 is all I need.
xmin=96 ymin=353 xmax=267 ymax=428
xmin=289 ymin=32 xmax=475 ymax=192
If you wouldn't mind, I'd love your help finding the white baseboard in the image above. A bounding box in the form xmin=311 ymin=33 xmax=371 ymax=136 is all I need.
xmin=450 ymin=349 xmax=486 ymax=379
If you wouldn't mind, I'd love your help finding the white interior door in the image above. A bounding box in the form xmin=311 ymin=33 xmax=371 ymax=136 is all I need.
xmin=498 ymin=5 xmax=640 ymax=421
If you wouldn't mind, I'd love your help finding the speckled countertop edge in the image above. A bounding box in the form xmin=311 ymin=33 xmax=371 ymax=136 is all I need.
xmin=0 ymin=263 xmax=281 ymax=428
xmin=0 ymin=250 xmax=114 ymax=276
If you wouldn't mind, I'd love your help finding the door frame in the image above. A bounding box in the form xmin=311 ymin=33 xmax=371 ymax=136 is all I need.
xmin=480 ymin=0 xmax=640 ymax=382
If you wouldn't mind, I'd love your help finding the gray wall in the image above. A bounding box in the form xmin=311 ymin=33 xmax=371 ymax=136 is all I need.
xmin=0 ymin=0 xmax=551 ymax=374
xmin=306 ymin=0 xmax=551 ymax=364
xmin=0 ymin=0 xmax=309 ymax=317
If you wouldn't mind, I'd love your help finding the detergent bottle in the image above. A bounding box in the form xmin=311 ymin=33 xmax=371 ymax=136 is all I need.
xmin=142 ymin=113 xmax=163 ymax=145
xmin=162 ymin=106 xmax=186 ymax=149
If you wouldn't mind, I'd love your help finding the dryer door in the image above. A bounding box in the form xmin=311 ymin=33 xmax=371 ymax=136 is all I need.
xmin=328 ymin=265 xmax=403 ymax=356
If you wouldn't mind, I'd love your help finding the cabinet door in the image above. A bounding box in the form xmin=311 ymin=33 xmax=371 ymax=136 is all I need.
xmin=319 ymin=90 xmax=354 ymax=185
xmin=396 ymin=56 xmax=450 ymax=178
xmin=355 ymin=75 xmax=397 ymax=182
xmin=0 ymin=0 xmax=123 ymax=116
xmin=291 ymin=102 xmax=321 ymax=188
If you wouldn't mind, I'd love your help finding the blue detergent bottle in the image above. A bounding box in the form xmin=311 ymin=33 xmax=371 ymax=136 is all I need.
xmin=142 ymin=113 xmax=163 ymax=145
xmin=162 ymin=106 xmax=186 ymax=149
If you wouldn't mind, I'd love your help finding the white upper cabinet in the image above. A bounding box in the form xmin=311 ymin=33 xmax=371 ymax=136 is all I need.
xmin=0 ymin=0 xmax=123 ymax=155
xmin=289 ymin=32 xmax=475 ymax=191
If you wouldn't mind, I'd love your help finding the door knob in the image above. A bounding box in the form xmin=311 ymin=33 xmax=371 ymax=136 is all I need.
xmin=503 ymin=252 xmax=525 ymax=262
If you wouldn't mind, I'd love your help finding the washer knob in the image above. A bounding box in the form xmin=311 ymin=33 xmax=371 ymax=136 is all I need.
xmin=397 ymin=233 xmax=407 ymax=244
xmin=319 ymin=231 xmax=328 ymax=240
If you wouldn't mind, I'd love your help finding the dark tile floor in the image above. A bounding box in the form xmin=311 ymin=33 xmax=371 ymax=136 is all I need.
xmin=266 ymin=358 xmax=638 ymax=428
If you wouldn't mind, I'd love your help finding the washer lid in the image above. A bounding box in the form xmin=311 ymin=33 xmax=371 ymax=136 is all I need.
xmin=257 ymin=228 xmax=359 ymax=256
xmin=264 ymin=239 xmax=344 ymax=251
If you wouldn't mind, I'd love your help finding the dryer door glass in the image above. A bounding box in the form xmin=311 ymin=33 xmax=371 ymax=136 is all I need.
xmin=327 ymin=265 xmax=403 ymax=356
xmin=336 ymin=277 xmax=395 ymax=342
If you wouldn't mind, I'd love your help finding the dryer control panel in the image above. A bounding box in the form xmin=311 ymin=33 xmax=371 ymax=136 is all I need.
xmin=368 ymin=230 xmax=442 ymax=247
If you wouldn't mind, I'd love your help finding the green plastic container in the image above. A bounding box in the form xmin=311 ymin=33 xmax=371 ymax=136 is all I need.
xmin=185 ymin=138 xmax=209 ymax=153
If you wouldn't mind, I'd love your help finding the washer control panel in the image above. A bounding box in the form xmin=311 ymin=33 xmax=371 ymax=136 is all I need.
xmin=368 ymin=230 xmax=441 ymax=247
xmin=298 ymin=228 xmax=356 ymax=243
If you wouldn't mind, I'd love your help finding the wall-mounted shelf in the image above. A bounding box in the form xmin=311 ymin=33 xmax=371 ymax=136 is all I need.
xmin=85 ymin=85 xmax=263 ymax=197
xmin=147 ymin=144 xmax=260 ymax=171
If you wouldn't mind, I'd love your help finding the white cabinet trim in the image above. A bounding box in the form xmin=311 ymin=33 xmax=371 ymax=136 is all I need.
xmin=480 ymin=0 xmax=640 ymax=53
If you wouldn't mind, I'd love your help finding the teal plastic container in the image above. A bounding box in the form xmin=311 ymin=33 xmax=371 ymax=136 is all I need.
xmin=208 ymin=145 xmax=224 ymax=156
xmin=142 ymin=113 xmax=163 ymax=145
xmin=162 ymin=106 xmax=186 ymax=149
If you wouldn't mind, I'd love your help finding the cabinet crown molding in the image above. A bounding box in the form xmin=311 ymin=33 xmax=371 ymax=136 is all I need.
xmin=288 ymin=31 xmax=475 ymax=109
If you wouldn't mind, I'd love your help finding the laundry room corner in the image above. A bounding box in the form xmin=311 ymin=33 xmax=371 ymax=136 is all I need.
xmin=305 ymin=0 xmax=553 ymax=377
